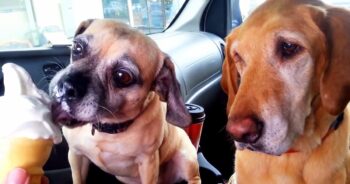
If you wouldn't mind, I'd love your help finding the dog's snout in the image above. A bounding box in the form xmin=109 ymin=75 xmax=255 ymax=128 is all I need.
xmin=61 ymin=81 xmax=79 ymax=100
xmin=226 ymin=116 xmax=263 ymax=144
xmin=55 ymin=72 xmax=89 ymax=102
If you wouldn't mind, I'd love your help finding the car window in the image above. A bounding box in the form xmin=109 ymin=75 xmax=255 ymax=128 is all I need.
xmin=240 ymin=0 xmax=350 ymax=21
xmin=0 ymin=0 xmax=186 ymax=50
xmin=239 ymin=0 xmax=264 ymax=21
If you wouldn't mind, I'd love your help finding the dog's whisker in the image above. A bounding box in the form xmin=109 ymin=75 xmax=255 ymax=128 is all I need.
xmin=36 ymin=60 xmax=66 ymax=90
xmin=94 ymin=114 xmax=102 ymax=124
xmin=37 ymin=75 xmax=54 ymax=84
xmin=93 ymin=103 xmax=118 ymax=120
xmin=36 ymin=75 xmax=55 ymax=89
xmin=51 ymin=57 xmax=67 ymax=69
xmin=218 ymin=125 xmax=226 ymax=133
xmin=36 ymin=82 xmax=50 ymax=92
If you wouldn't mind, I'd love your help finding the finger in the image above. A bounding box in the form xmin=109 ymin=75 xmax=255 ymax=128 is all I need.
xmin=4 ymin=168 xmax=30 ymax=184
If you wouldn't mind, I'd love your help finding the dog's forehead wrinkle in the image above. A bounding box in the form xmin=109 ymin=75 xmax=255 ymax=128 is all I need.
xmin=70 ymin=56 xmax=98 ymax=71
xmin=115 ymin=54 xmax=140 ymax=72
xmin=274 ymin=30 xmax=312 ymax=53
xmin=74 ymin=34 xmax=93 ymax=42
xmin=276 ymin=30 xmax=306 ymax=42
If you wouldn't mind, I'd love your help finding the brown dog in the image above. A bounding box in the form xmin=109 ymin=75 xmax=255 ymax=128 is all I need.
xmin=49 ymin=19 xmax=200 ymax=184
xmin=222 ymin=0 xmax=350 ymax=183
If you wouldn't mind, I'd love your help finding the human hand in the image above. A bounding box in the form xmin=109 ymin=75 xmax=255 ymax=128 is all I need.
xmin=3 ymin=168 xmax=49 ymax=184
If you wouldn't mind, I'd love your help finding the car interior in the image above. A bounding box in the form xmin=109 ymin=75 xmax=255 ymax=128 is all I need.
xmin=1 ymin=0 xmax=348 ymax=183
xmin=0 ymin=0 xmax=237 ymax=183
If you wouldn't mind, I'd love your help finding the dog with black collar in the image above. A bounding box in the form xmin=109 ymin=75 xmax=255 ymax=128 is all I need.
xmin=50 ymin=19 xmax=200 ymax=184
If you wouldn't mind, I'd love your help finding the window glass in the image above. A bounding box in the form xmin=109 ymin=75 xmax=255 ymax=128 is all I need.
xmin=239 ymin=0 xmax=264 ymax=21
xmin=323 ymin=0 xmax=350 ymax=8
xmin=239 ymin=0 xmax=350 ymax=21
xmin=0 ymin=0 xmax=185 ymax=50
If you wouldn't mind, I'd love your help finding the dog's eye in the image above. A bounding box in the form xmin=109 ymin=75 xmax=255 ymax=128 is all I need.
xmin=278 ymin=41 xmax=302 ymax=59
xmin=72 ymin=40 xmax=86 ymax=59
xmin=113 ymin=69 xmax=135 ymax=88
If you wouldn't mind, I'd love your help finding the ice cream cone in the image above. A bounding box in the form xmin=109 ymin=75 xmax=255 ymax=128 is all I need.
xmin=0 ymin=138 xmax=53 ymax=184
xmin=0 ymin=63 xmax=62 ymax=184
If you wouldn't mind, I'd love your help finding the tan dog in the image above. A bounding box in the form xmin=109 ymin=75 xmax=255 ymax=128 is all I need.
xmin=49 ymin=19 xmax=200 ymax=184
xmin=222 ymin=0 xmax=350 ymax=183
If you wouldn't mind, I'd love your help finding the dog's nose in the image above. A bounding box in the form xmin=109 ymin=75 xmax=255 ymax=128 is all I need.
xmin=226 ymin=117 xmax=263 ymax=143
xmin=61 ymin=81 xmax=78 ymax=100
xmin=56 ymin=73 xmax=89 ymax=101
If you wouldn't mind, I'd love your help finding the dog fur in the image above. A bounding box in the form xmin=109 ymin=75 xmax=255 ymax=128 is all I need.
xmin=50 ymin=19 xmax=200 ymax=184
xmin=222 ymin=0 xmax=350 ymax=183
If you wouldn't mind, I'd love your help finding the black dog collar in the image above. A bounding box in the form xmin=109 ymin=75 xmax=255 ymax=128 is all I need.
xmin=330 ymin=113 xmax=344 ymax=130
xmin=321 ymin=112 xmax=344 ymax=141
xmin=91 ymin=120 xmax=133 ymax=135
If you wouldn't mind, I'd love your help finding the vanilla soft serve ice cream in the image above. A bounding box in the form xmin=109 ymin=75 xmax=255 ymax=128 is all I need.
xmin=0 ymin=63 xmax=62 ymax=183
xmin=0 ymin=63 xmax=62 ymax=143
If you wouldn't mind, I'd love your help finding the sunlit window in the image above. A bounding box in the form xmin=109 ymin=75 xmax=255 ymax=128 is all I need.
xmin=0 ymin=0 xmax=185 ymax=50
xmin=239 ymin=0 xmax=264 ymax=21
xmin=239 ymin=0 xmax=350 ymax=21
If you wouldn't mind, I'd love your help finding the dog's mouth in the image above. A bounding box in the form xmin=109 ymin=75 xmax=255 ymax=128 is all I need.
xmin=235 ymin=141 xmax=289 ymax=156
xmin=235 ymin=142 xmax=262 ymax=152
xmin=52 ymin=103 xmax=133 ymax=135
xmin=51 ymin=102 xmax=134 ymax=135
xmin=51 ymin=102 xmax=89 ymax=128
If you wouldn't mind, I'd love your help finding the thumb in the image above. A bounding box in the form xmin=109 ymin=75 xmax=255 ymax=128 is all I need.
xmin=4 ymin=168 xmax=29 ymax=184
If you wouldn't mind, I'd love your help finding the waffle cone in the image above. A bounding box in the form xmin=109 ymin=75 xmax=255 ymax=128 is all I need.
xmin=0 ymin=138 xmax=53 ymax=184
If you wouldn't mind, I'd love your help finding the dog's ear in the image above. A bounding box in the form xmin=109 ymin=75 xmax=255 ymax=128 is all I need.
xmin=74 ymin=19 xmax=95 ymax=37
xmin=221 ymin=29 xmax=240 ymax=114
xmin=319 ymin=7 xmax=350 ymax=115
xmin=153 ymin=56 xmax=191 ymax=127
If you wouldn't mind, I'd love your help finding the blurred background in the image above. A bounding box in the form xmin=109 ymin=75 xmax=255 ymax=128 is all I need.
xmin=0 ymin=0 xmax=185 ymax=49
